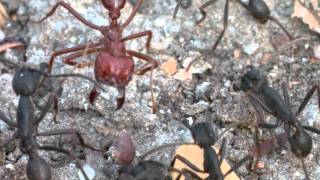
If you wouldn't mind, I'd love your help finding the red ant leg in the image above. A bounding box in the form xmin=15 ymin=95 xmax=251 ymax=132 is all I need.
xmin=47 ymin=42 xmax=102 ymax=72
xmin=126 ymin=50 xmax=159 ymax=75
xmin=122 ymin=31 xmax=153 ymax=50
xmin=89 ymin=87 xmax=99 ymax=105
xmin=122 ymin=0 xmax=144 ymax=28
xmin=126 ymin=50 xmax=159 ymax=113
xmin=37 ymin=1 xmax=100 ymax=30
xmin=116 ymin=87 xmax=126 ymax=110
xmin=63 ymin=47 xmax=103 ymax=66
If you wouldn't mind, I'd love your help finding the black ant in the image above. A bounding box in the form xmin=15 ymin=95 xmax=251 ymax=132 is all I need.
xmin=234 ymin=65 xmax=320 ymax=180
xmin=0 ymin=60 xmax=106 ymax=180
xmin=174 ymin=0 xmax=293 ymax=71
xmin=139 ymin=120 xmax=251 ymax=179
xmin=112 ymin=131 xmax=189 ymax=179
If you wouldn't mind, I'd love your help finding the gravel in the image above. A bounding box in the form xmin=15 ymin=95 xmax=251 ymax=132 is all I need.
xmin=0 ymin=0 xmax=319 ymax=180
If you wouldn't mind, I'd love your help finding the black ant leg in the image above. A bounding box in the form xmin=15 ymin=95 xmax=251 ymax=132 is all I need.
xmin=36 ymin=129 xmax=102 ymax=152
xmin=38 ymin=145 xmax=89 ymax=180
xmin=281 ymin=82 xmax=291 ymax=107
xmin=0 ymin=133 xmax=17 ymax=148
xmin=170 ymin=154 xmax=206 ymax=173
xmin=296 ymin=85 xmax=320 ymax=117
xmin=224 ymin=155 xmax=252 ymax=177
xmin=173 ymin=0 xmax=184 ymax=18
xmin=268 ymin=16 xmax=293 ymax=40
xmin=185 ymin=0 xmax=229 ymax=70
xmin=175 ymin=168 xmax=203 ymax=180
xmin=300 ymin=158 xmax=311 ymax=180
xmin=197 ymin=0 xmax=218 ymax=24
xmin=210 ymin=0 xmax=228 ymax=51
xmin=302 ymin=125 xmax=320 ymax=135
xmin=247 ymin=91 xmax=274 ymax=114
xmin=34 ymin=93 xmax=58 ymax=126
xmin=248 ymin=93 xmax=281 ymax=129
xmin=218 ymin=137 xmax=227 ymax=166
xmin=0 ymin=111 xmax=17 ymax=127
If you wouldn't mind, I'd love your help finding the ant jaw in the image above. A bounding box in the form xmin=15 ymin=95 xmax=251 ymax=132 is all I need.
xmin=289 ymin=128 xmax=312 ymax=158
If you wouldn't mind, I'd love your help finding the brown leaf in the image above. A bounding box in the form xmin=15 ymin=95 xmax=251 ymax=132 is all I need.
xmin=292 ymin=0 xmax=320 ymax=33
xmin=0 ymin=3 xmax=8 ymax=28
xmin=160 ymin=58 xmax=177 ymax=76
xmin=173 ymin=68 xmax=192 ymax=81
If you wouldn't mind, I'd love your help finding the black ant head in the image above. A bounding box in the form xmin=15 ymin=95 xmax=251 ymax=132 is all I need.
xmin=176 ymin=0 xmax=192 ymax=9
xmin=102 ymin=0 xmax=126 ymax=20
xmin=12 ymin=68 xmax=42 ymax=96
xmin=239 ymin=65 xmax=268 ymax=92
xmin=27 ymin=153 xmax=51 ymax=180
xmin=288 ymin=126 xmax=312 ymax=158
xmin=248 ymin=0 xmax=270 ymax=23
xmin=189 ymin=122 xmax=217 ymax=148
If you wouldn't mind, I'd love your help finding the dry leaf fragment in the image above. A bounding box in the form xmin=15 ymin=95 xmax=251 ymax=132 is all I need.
xmin=0 ymin=3 xmax=8 ymax=28
xmin=171 ymin=145 xmax=240 ymax=180
xmin=160 ymin=58 xmax=177 ymax=76
xmin=173 ymin=68 xmax=192 ymax=81
xmin=292 ymin=0 xmax=320 ymax=33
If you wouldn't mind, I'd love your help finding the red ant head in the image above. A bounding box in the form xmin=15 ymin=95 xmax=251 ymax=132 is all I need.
xmin=101 ymin=0 xmax=126 ymax=19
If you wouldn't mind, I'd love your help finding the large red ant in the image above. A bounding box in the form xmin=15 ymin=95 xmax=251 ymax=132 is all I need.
xmin=37 ymin=0 xmax=159 ymax=112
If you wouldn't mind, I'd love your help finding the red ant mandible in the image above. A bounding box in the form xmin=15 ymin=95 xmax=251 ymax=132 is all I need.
xmin=37 ymin=0 xmax=159 ymax=112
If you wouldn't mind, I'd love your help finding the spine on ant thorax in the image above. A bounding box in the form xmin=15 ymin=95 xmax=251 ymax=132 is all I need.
xmin=17 ymin=96 xmax=34 ymax=138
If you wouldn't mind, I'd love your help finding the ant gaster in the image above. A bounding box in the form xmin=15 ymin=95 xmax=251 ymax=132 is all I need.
xmin=234 ymin=65 xmax=320 ymax=180
xmin=0 ymin=62 xmax=105 ymax=180
xmin=37 ymin=0 xmax=159 ymax=112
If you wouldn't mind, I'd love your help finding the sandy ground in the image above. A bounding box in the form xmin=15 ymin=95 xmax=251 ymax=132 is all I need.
xmin=0 ymin=0 xmax=319 ymax=179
